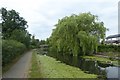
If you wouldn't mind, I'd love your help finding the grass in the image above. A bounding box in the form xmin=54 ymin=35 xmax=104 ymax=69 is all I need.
xmin=29 ymin=52 xmax=97 ymax=78
xmin=82 ymin=56 xmax=119 ymax=66
xmin=28 ymin=51 xmax=42 ymax=78
xmin=104 ymin=52 xmax=119 ymax=57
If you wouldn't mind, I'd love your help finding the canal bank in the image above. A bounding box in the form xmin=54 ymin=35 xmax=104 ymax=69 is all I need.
xmin=29 ymin=50 xmax=119 ymax=79
xmin=29 ymin=51 xmax=97 ymax=78
xmin=48 ymin=53 xmax=120 ymax=79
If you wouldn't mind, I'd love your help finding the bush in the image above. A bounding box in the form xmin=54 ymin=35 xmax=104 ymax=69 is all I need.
xmin=118 ymin=45 xmax=120 ymax=52
xmin=29 ymin=45 xmax=36 ymax=49
xmin=2 ymin=40 xmax=26 ymax=66
xmin=98 ymin=44 xmax=119 ymax=52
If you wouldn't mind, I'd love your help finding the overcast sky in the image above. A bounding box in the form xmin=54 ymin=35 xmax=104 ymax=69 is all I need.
xmin=0 ymin=0 xmax=119 ymax=40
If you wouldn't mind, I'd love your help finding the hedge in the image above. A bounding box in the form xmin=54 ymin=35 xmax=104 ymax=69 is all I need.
xmin=2 ymin=40 xmax=26 ymax=66
xmin=98 ymin=44 xmax=120 ymax=52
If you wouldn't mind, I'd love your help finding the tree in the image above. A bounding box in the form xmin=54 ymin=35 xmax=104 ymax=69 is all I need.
xmin=77 ymin=31 xmax=97 ymax=55
xmin=1 ymin=7 xmax=28 ymax=39
xmin=40 ymin=40 xmax=46 ymax=45
xmin=1 ymin=8 xmax=40 ymax=68
xmin=49 ymin=12 xmax=107 ymax=56
xmin=10 ymin=29 xmax=31 ymax=48
xmin=31 ymin=35 xmax=40 ymax=48
xmin=0 ymin=8 xmax=34 ymax=48
xmin=0 ymin=23 xmax=2 ymax=39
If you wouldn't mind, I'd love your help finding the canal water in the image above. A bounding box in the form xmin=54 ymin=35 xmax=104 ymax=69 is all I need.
xmin=48 ymin=54 xmax=120 ymax=79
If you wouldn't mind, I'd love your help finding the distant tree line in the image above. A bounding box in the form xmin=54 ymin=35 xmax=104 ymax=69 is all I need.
xmin=48 ymin=13 xmax=107 ymax=56
xmin=1 ymin=8 xmax=40 ymax=67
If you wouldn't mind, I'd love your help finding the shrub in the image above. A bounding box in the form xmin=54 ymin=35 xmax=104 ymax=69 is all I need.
xmin=98 ymin=44 xmax=119 ymax=52
xmin=2 ymin=40 xmax=26 ymax=66
xmin=118 ymin=45 xmax=120 ymax=52
xmin=29 ymin=45 xmax=36 ymax=49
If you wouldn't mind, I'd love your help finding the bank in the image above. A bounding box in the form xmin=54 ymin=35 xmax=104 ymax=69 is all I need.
xmin=82 ymin=54 xmax=119 ymax=66
xmin=29 ymin=51 xmax=97 ymax=78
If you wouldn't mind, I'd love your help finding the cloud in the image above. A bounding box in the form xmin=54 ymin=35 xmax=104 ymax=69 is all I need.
xmin=0 ymin=0 xmax=119 ymax=40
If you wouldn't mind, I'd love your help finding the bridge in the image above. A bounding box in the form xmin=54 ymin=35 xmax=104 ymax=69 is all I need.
xmin=39 ymin=44 xmax=48 ymax=54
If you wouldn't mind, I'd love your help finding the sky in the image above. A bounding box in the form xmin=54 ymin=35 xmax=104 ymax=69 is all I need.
xmin=0 ymin=0 xmax=119 ymax=40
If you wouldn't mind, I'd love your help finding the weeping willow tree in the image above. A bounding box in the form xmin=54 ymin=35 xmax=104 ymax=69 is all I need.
xmin=77 ymin=31 xmax=98 ymax=56
xmin=49 ymin=12 xmax=107 ymax=56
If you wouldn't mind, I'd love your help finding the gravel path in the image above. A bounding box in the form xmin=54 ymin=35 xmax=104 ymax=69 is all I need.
xmin=3 ymin=50 xmax=33 ymax=78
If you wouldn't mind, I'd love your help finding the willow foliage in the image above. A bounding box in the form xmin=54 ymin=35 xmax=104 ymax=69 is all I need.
xmin=49 ymin=12 xmax=107 ymax=56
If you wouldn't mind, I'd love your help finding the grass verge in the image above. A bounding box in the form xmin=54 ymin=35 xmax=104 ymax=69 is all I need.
xmin=29 ymin=52 xmax=97 ymax=78
xmin=28 ymin=50 xmax=42 ymax=78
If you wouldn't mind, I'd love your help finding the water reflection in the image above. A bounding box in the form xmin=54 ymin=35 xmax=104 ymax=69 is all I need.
xmin=48 ymin=54 xmax=119 ymax=79
xmin=106 ymin=67 xmax=119 ymax=78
